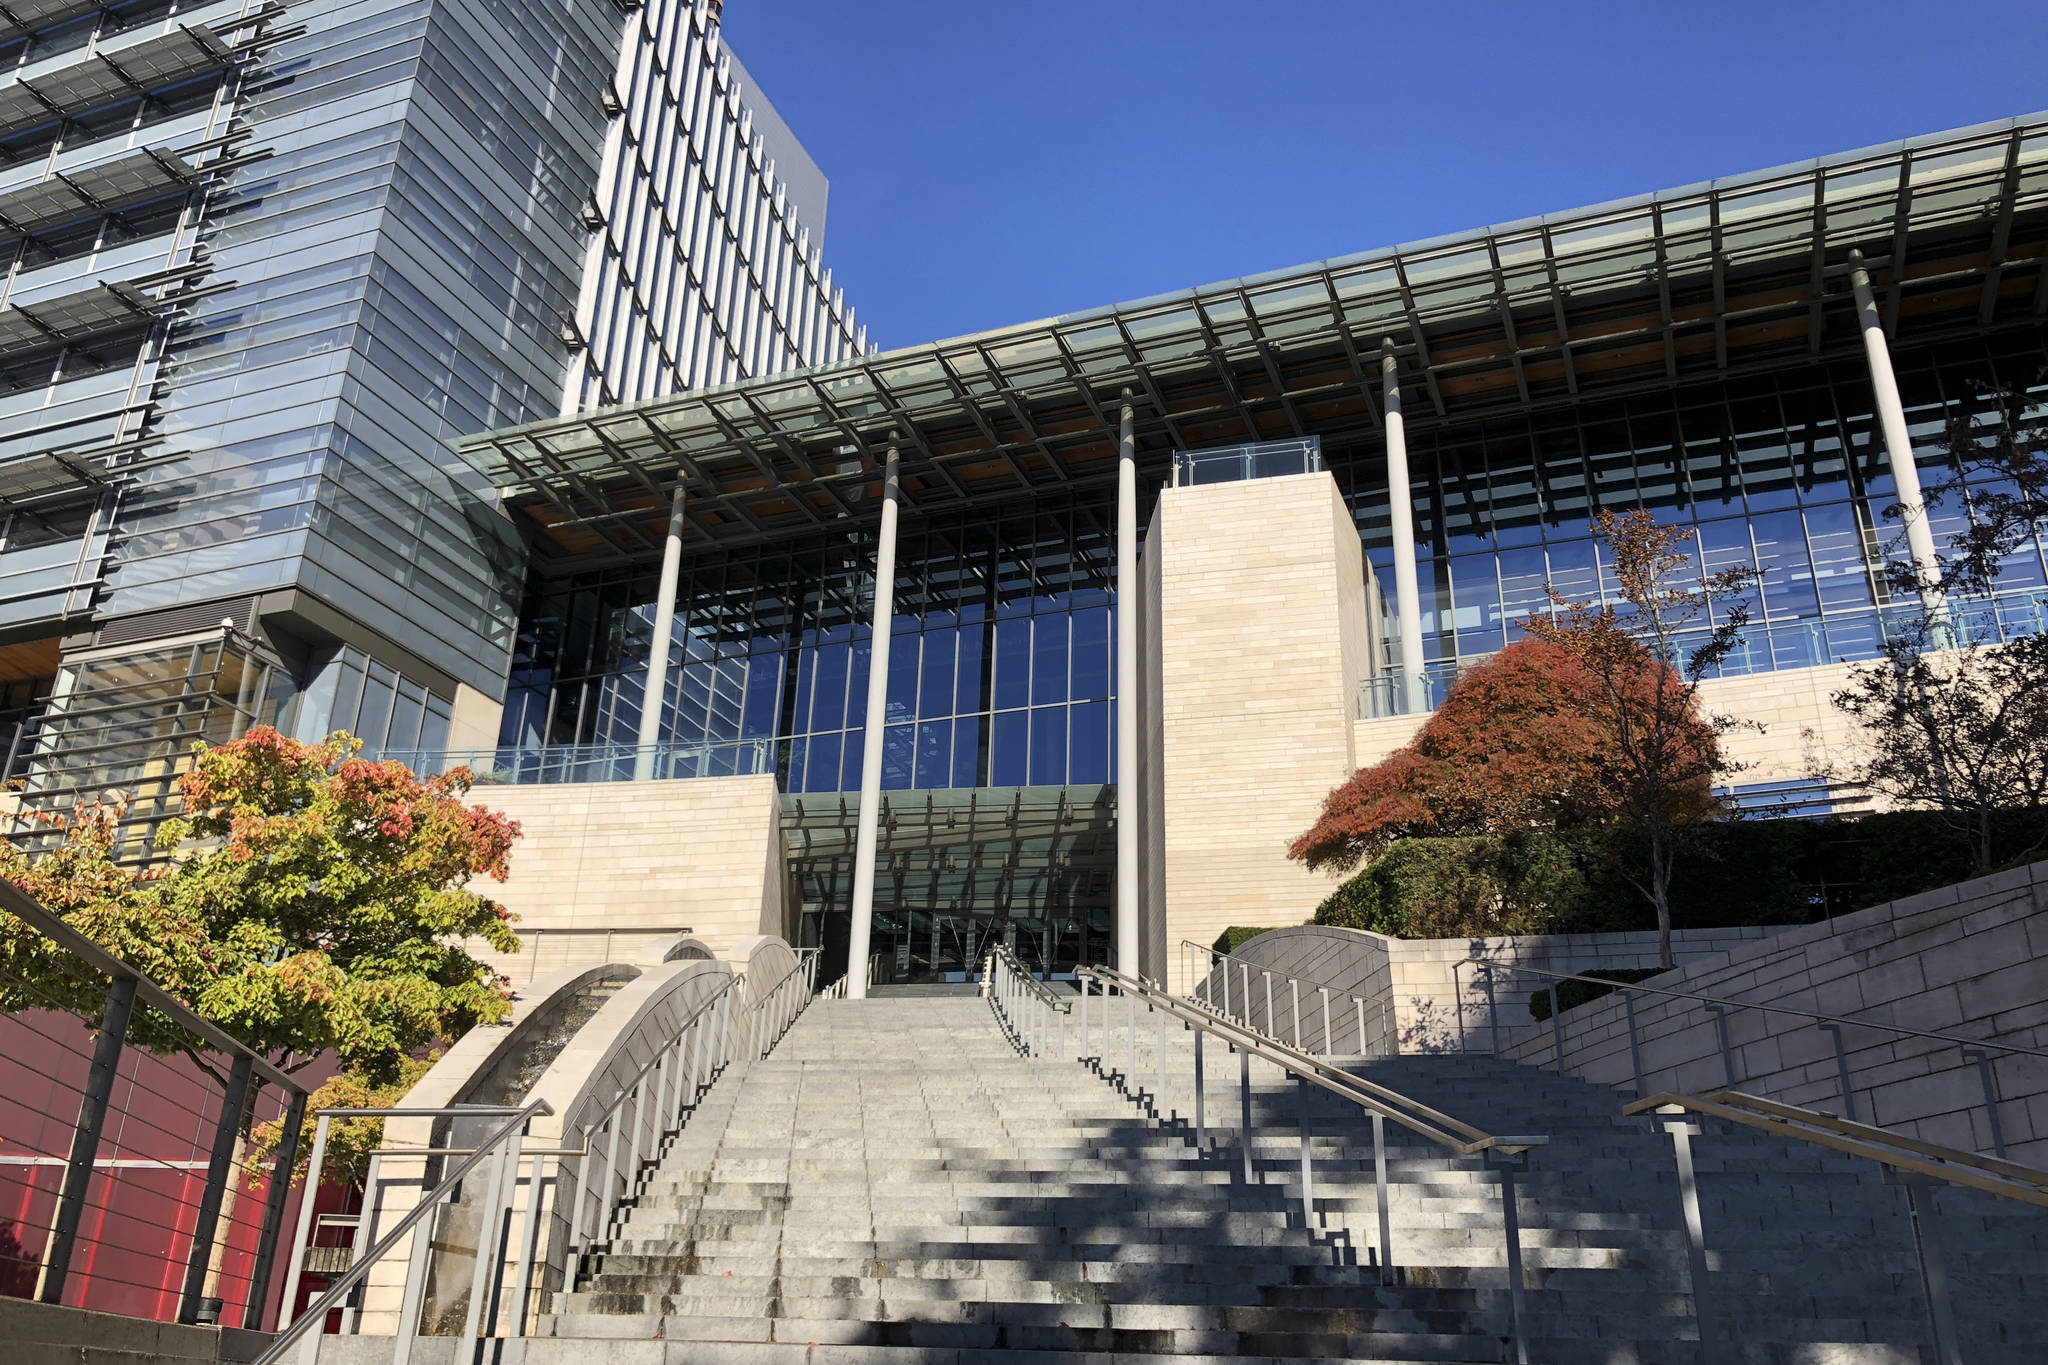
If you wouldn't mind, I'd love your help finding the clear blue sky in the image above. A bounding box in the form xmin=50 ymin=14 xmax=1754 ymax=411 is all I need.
xmin=722 ymin=0 xmax=2048 ymax=354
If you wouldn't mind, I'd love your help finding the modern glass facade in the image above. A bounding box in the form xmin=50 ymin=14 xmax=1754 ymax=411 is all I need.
xmin=1346 ymin=325 xmax=2048 ymax=674
xmin=0 ymin=0 xmax=865 ymax=844
xmin=498 ymin=325 xmax=2048 ymax=794
xmin=469 ymin=111 xmax=2048 ymax=981
xmin=501 ymin=491 xmax=1123 ymax=793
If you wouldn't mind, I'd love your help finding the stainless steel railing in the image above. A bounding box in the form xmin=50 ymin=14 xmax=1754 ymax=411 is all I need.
xmin=263 ymin=955 xmax=817 ymax=1363
xmin=1456 ymin=958 xmax=2047 ymax=1157
xmin=261 ymin=1100 xmax=553 ymax=1365
xmin=0 ymin=878 xmax=311 ymax=1329
xmin=986 ymin=956 xmax=1549 ymax=1364
xmin=1182 ymin=939 xmax=1396 ymax=1058
xmin=1623 ymin=1088 xmax=2048 ymax=1365
xmin=983 ymin=942 xmax=1070 ymax=1059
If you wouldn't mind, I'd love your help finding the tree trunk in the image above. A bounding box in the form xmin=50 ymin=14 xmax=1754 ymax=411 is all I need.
xmin=201 ymin=1134 xmax=246 ymax=1303
xmin=1651 ymin=825 xmax=1674 ymax=970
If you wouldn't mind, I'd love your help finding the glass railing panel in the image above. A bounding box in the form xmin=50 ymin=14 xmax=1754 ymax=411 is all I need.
xmin=1170 ymin=436 xmax=1322 ymax=487
xmin=381 ymin=738 xmax=775 ymax=783
xmin=1359 ymin=584 xmax=2048 ymax=718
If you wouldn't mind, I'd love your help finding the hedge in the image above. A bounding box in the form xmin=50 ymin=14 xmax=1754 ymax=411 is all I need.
xmin=1212 ymin=926 xmax=1281 ymax=955
xmin=1312 ymin=807 xmax=2048 ymax=942
xmin=1527 ymin=968 xmax=1663 ymax=1021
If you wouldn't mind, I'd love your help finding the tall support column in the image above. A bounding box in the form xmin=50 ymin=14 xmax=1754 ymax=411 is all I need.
xmin=1115 ymin=397 xmax=1139 ymax=977
xmin=845 ymin=446 xmax=901 ymax=1001
xmin=1381 ymin=343 xmax=1427 ymax=712
xmin=634 ymin=486 xmax=687 ymax=781
xmin=1849 ymin=251 xmax=1945 ymax=617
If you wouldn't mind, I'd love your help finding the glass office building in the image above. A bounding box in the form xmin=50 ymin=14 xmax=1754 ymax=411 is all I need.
xmin=463 ymin=114 xmax=2048 ymax=981
xmin=0 ymin=0 xmax=865 ymax=849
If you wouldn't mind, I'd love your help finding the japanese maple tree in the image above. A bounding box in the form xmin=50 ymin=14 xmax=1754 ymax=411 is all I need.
xmin=1289 ymin=637 xmax=1622 ymax=873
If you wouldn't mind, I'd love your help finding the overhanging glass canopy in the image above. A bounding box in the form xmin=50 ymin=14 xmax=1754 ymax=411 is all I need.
xmin=782 ymin=785 xmax=1115 ymax=984
xmin=465 ymin=114 xmax=2048 ymax=571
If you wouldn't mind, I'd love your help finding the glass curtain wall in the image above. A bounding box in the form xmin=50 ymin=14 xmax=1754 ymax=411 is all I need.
xmin=1341 ymin=327 xmax=2048 ymax=671
xmin=506 ymin=327 xmax=2048 ymax=787
xmin=502 ymin=491 xmax=1120 ymax=793
xmin=20 ymin=635 xmax=293 ymax=858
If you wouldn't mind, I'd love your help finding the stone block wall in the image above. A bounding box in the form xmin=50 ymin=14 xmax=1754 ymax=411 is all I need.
xmin=466 ymin=774 xmax=787 ymax=979
xmin=1138 ymin=472 xmax=1374 ymax=990
xmin=1499 ymin=861 xmax=2048 ymax=1164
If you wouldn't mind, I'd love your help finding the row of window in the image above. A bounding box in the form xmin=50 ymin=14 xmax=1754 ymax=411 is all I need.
xmin=573 ymin=0 xmax=864 ymax=409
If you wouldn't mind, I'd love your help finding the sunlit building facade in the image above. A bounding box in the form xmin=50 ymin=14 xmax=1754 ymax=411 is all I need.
xmin=0 ymin=0 xmax=863 ymax=847
xmin=463 ymin=114 xmax=2048 ymax=984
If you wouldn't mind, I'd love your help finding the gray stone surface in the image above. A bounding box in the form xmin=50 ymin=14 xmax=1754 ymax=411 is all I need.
xmin=1479 ymin=861 xmax=2048 ymax=1167
xmin=319 ymin=994 xmax=2048 ymax=1365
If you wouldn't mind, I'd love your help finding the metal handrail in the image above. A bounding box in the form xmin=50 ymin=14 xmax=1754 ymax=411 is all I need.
xmin=255 ymin=1099 xmax=553 ymax=1365
xmin=0 ymin=879 xmax=307 ymax=1092
xmin=1 ymin=876 xmax=311 ymax=1328
xmin=1621 ymin=1089 xmax=2048 ymax=1365
xmin=1624 ymin=1090 xmax=2048 ymax=1207
xmin=1090 ymin=965 xmax=1541 ymax=1159
xmin=989 ymin=941 xmax=1071 ymax=1012
xmin=1183 ymin=939 xmax=1393 ymax=1059
xmin=1461 ymin=958 xmax=2048 ymax=1062
xmin=276 ymin=961 xmax=807 ymax=1361
xmin=1044 ymin=962 xmax=1546 ymax=1363
xmin=982 ymin=942 xmax=1072 ymax=1062
xmin=1458 ymin=956 xmax=2036 ymax=1157
xmin=737 ymin=951 xmax=814 ymax=1062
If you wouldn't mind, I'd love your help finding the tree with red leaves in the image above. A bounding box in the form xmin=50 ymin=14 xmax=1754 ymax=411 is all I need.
xmin=1294 ymin=510 xmax=1749 ymax=967
xmin=1288 ymin=637 xmax=1621 ymax=874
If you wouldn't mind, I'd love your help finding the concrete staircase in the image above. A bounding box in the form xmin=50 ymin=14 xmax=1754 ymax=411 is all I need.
xmin=519 ymin=994 xmax=2044 ymax=1364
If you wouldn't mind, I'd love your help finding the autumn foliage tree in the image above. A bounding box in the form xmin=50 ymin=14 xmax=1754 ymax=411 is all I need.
xmin=0 ymin=728 xmax=523 ymax=1184
xmin=1289 ymin=637 xmax=1632 ymax=873
xmin=1295 ymin=510 xmax=1749 ymax=968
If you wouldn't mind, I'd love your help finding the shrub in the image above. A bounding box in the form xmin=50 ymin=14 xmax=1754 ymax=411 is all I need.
xmin=1311 ymin=807 xmax=2048 ymax=944
xmin=1212 ymin=926 xmax=1281 ymax=955
xmin=1528 ymin=968 xmax=1663 ymax=1021
xmin=1312 ymin=830 xmax=1583 ymax=939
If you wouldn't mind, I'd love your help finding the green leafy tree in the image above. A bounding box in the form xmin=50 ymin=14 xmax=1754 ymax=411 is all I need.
xmin=0 ymin=728 xmax=523 ymax=1285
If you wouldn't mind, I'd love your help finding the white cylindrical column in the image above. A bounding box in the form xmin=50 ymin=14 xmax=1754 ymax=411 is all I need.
xmin=1849 ymin=250 xmax=1944 ymax=616
xmin=1115 ymin=399 xmax=1139 ymax=977
xmin=634 ymin=486 xmax=687 ymax=781
xmin=1381 ymin=344 xmax=1427 ymax=712
xmin=844 ymin=446 xmax=901 ymax=1001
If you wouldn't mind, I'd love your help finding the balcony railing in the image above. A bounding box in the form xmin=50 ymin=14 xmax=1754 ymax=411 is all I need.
xmin=382 ymin=738 xmax=773 ymax=784
xmin=1170 ymin=436 xmax=1322 ymax=488
xmin=1358 ymin=584 xmax=2048 ymax=720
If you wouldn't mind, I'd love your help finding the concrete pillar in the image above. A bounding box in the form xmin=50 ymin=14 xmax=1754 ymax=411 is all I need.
xmin=634 ymin=486 xmax=687 ymax=781
xmin=1381 ymin=344 xmax=1427 ymax=712
xmin=844 ymin=445 xmax=901 ymax=1000
xmin=1115 ymin=398 xmax=1139 ymax=976
xmin=1848 ymin=250 xmax=1944 ymax=617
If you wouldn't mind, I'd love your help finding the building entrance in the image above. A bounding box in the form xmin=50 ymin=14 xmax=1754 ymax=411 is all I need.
xmin=782 ymin=785 xmax=1115 ymax=990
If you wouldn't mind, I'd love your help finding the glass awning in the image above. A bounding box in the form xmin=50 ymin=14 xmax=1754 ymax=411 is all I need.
xmin=0 ymin=448 xmax=104 ymax=511
xmin=0 ymin=0 xmax=122 ymax=43
xmin=0 ymin=26 xmax=233 ymax=143
xmin=464 ymin=113 xmax=2048 ymax=571
xmin=0 ymin=279 xmax=158 ymax=363
xmin=783 ymin=784 xmax=1115 ymax=916
xmin=0 ymin=147 xmax=197 ymax=243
